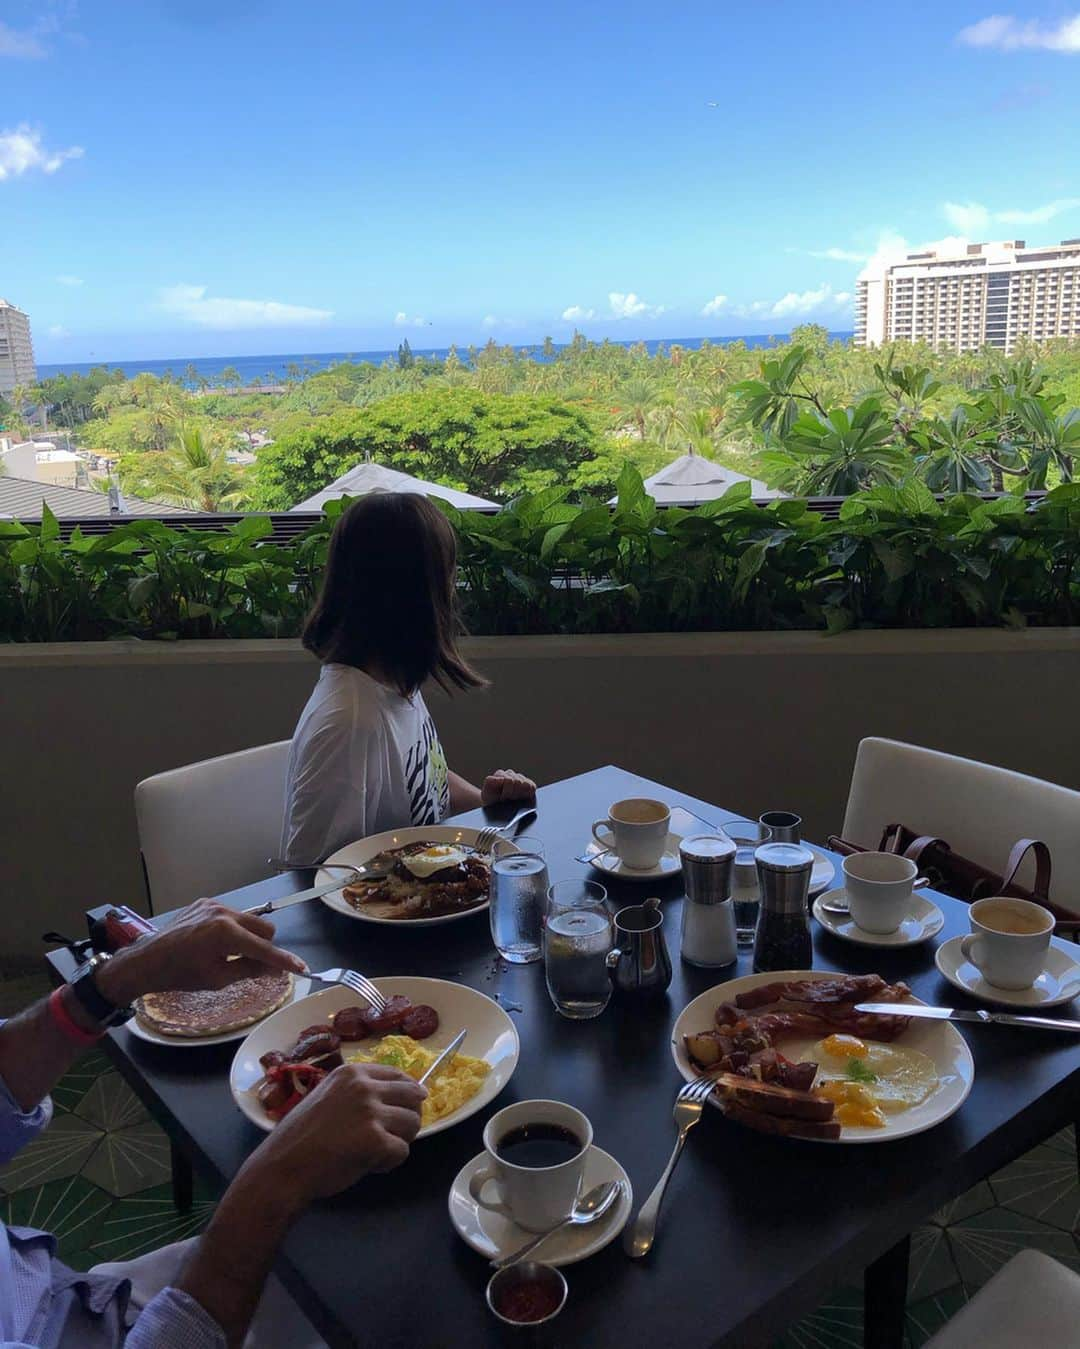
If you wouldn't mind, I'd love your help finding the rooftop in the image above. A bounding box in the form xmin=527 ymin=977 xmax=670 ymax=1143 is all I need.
xmin=0 ymin=475 xmax=200 ymax=520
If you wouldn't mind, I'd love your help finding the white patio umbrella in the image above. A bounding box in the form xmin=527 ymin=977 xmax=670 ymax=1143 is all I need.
xmin=290 ymin=459 xmax=498 ymax=512
xmin=609 ymin=447 xmax=785 ymax=506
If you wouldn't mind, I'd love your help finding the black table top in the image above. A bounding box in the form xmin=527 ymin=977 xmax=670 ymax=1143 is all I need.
xmin=46 ymin=765 xmax=1080 ymax=1349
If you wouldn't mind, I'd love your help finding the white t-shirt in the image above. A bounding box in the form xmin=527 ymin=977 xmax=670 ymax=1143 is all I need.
xmin=280 ymin=664 xmax=451 ymax=864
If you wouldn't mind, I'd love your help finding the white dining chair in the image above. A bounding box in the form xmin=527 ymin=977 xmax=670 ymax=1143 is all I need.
xmin=842 ymin=738 xmax=1080 ymax=915
xmin=135 ymin=740 xmax=291 ymax=914
xmin=924 ymin=1249 xmax=1080 ymax=1348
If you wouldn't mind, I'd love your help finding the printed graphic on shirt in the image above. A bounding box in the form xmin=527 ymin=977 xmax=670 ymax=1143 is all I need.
xmin=405 ymin=714 xmax=451 ymax=826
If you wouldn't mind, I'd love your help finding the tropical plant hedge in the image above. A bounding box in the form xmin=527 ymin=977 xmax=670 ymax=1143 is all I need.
xmin=2 ymin=469 xmax=1078 ymax=642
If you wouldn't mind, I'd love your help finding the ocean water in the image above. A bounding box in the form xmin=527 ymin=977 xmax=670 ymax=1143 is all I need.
xmin=36 ymin=332 xmax=854 ymax=386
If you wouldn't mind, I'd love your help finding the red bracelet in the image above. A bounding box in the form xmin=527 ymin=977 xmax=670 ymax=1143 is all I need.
xmin=48 ymin=987 xmax=105 ymax=1046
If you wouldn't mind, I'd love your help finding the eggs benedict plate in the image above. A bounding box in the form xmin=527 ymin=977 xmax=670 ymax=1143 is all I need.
xmin=317 ymin=826 xmax=517 ymax=927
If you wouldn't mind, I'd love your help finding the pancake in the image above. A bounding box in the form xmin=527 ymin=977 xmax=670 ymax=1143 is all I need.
xmin=136 ymin=972 xmax=293 ymax=1038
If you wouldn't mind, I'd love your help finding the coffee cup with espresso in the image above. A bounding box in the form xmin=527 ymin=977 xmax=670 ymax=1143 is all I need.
xmin=591 ymin=798 xmax=670 ymax=870
xmin=468 ymin=1100 xmax=592 ymax=1232
xmin=960 ymin=897 xmax=1054 ymax=991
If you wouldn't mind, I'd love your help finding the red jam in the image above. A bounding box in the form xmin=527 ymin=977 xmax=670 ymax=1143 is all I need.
xmin=494 ymin=1278 xmax=563 ymax=1324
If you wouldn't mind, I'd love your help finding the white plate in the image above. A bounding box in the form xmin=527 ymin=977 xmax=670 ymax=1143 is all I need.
xmin=671 ymin=969 xmax=975 ymax=1143
xmin=813 ymin=890 xmax=945 ymax=948
xmin=448 ymin=1145 xmax=632 ymax=1266
xmin=584 ymin=834 xmax=683 ymax=880
xmin=935 ymin=935 xmax=1080 ymax=1009
xmin=127 ymin=976 xmax=313 ymax=1048
xmin=318 ymin=826 xmax=514 ymax=928
xmin=805 ymin=846 xmax=837 ymax=897
xmin=231 ymin=977 xmax=520 ymax=1137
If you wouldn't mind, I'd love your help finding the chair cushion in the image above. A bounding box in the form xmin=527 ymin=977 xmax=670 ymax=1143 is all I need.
xmin=924 ymin=1249 xmax=1080 ymax=1348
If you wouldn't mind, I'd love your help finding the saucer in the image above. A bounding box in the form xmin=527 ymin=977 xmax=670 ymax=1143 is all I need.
xmin=935 ymin=935 xmax=1080 ymax=1008
xmin=584 ymin=835 xmax=682 ymax=880
xmin=805 ymin=846 xmax=837 ymax=897
xmin=448 ymin=1145 xmax=633 ymax=1266
xmin=813 ymin=889 xmax=945 ymax=948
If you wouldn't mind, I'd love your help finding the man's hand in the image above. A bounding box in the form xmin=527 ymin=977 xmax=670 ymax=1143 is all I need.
xmin=244 ymin=1062 xmax=426 ymax=1205
xmin=96 ymin=899 xmax=308 ymax=1008
xmin=481 ymin=768 xmax=537 ymax=807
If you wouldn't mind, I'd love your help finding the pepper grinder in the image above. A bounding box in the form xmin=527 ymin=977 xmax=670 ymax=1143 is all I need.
xmin=752 ymin=842 xmax=815 ymax=972
xmin=679 ymin=833 xmax=737 ymax=967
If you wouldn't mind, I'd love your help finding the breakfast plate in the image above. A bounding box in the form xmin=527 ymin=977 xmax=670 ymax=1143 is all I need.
xmin=813 ymin=890 xmax=945 ymax=948
xmin=231 ymin=977 xmax=520 ymax=1137
xmin=318 ymin=826 xmax=516 ymax=927
xmin=935 ymin=936 xmax=1080 ymax=1009
xmin=671 ymin=969 xmax=974 ymax=1144
xmin=127 ymin=976 xmax=313 ymax=1048
xmin=448 ymin=1146 xmax=632 ymax=1266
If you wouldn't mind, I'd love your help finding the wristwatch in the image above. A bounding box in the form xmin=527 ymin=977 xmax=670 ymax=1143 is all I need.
xmin=68 ymin=952 xmax=135 ymax=1028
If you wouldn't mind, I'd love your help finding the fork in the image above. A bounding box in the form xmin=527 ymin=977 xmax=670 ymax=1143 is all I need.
xmin=307 ymin=969 xmax=386 ymax=1013
xmin=623 ymin=1076 xmax=715 ymax=1258
xmin=474 ymin=806 xmax=538 ymax=855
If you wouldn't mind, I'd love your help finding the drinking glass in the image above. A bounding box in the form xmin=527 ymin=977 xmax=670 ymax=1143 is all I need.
xmin=490 ymin=837 xmax=548 ymax=964
xmin=544 ymin=880 xmax=614 ymax=1019
xmin=720 ymin=820 xmax=773 ymax=945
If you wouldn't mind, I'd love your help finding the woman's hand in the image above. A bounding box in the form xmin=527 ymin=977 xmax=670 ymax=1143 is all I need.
xmin=481 ymin=769 xmax=537 ymax=806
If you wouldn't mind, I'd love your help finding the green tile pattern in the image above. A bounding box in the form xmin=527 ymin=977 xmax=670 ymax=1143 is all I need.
xmin=0 ymin=1020 xmax=1075 ymax=1345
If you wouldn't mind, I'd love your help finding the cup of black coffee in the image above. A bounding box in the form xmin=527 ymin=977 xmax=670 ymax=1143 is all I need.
xmin=468 ymin=1100 xmax=592 ymax=1232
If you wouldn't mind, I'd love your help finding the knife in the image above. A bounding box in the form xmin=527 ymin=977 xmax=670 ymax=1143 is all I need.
xmin=855 ymin=1002 xmax=1080 ymax=1032
xmin=244 ymin=864 xmax=390 ymax=917
xmin=419 ymin=1029 xmax=467 ymax=1085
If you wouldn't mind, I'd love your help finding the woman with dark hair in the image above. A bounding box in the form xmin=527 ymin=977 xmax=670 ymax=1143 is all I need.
xmin=280 ymin=492 xmax=535 ymax=864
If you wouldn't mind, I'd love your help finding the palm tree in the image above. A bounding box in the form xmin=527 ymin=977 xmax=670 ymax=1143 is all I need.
xmin=123 ymin=427 xmax=251 ymax=512
xmin=615 ymin=378 xmax=657 ymax=439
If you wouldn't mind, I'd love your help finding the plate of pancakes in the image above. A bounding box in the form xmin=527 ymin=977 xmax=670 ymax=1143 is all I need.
xmin=129 ymin=972 xmax=313 ymax=1047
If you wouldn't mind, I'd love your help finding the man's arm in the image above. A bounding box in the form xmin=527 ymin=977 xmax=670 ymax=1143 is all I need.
xmin=0 ymin=901 xmax=307 ymax=1114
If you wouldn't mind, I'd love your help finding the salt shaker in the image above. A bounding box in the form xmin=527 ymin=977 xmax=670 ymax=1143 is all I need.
xmin=752 ymin=842 xmax=815 ymax=972
xmin=679 ymin=833 xmax=737 ymax=967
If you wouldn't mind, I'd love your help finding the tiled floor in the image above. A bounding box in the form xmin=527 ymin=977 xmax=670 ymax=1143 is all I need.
xmin=2 ymin=973 xmax=1077 ymax=1345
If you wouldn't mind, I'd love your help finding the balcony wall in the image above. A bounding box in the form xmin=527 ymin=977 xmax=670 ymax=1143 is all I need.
xmin=2 ymin=629 xmax=1079 ymax=962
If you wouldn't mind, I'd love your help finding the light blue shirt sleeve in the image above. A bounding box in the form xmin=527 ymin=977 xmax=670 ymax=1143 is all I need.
xmin=0 ymin=1060 xmax=52 ymax=1165
xmin=123 ymin=1288 xmax=227 ymax=1349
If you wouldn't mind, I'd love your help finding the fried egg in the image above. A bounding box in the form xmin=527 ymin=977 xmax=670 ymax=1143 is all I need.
xmin=812 ymin=1036 xmax=941 ymax=1118
xmin=401 ymin=844 xmax=470 ymax=879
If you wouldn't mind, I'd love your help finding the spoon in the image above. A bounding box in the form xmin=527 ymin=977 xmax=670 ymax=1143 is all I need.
xmin=489 ymin=1181 xmax=622 ymax=1270
xmin=819 ymin=876 xmax=930 ymax=915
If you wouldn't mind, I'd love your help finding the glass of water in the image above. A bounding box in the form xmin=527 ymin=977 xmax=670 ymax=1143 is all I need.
xmin=720 ymin=820 xmax=772 ymax=946
xmin=489 ymin=838 xmax=548 ymax=964
xmin=544 ymin=879 xmax=614 ymax=1019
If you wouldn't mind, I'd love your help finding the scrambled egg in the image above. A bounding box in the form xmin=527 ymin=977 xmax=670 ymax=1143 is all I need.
xmin=345 ymin=1034 xmax=490 ymax=1128
xmin=812 ymin=1035 xmax=941 ymax=1128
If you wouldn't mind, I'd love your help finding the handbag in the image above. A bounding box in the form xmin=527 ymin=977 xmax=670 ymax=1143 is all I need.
xmin=826 ymin=824 xmax=1078 ymax=935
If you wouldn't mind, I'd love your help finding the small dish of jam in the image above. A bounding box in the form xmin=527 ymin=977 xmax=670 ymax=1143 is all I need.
xmin=486 ymin=1261 xmax=568 ymax=1328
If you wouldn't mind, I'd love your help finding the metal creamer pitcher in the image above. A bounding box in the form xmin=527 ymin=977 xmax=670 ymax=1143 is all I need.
xmin=609 ymin=897 xmax=672 ymax=997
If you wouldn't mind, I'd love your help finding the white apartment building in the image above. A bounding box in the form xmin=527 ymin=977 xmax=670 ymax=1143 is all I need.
xmin=0 ymin=299 xmax=36 ymax=395
xmin=854 ymin=239 xmax=1080 ymax=353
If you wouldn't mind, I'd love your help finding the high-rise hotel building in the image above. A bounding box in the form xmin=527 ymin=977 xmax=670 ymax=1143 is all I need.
xmin=854 ymin=238 xmax=1080 ymax=353
xmin=0 ymin=299 xmax=36 ymax=395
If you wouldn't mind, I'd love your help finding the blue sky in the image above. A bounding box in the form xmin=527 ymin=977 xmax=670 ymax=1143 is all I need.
xmin=3 ymin=0 xmax=1079 ymax=362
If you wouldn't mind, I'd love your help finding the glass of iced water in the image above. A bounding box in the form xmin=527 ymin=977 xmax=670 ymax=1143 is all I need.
xmin=720 ymin=820 xmax=772 ymax=946
xmin=544 ymin=879 xmax=614 ymax=1019
xmin=489 ymin=838 xmax=548 ymax=964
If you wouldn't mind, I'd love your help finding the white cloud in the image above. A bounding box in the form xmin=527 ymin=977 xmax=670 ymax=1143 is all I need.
xmin=943 ymin=200 xmax=992 ymax=235
xmin=0 ymin=22 xmax=47 ymax=58
xmin=806 ymin=246 xmax=871 ymax=263
xmin=47 ymin=324 xmax=70 ymax=338
xmin=958 ymin=13 xmax=1080 ymax=52
xmin=608 ymin=291 xmax=665 ymax=320
xmin=0 ymin=125 xmax=83 ymax=180
xmin=997 ymin=196 xmax=1080 ymax=223
xmin=700 ymin=294 xmax=728 ymax=316
xmin=55 ymin=273 xmax=83 ymax=286
xmin=393 ymin=311 xmax=426 ymax=327
xmin=737 ymin=282 xmax=853 ymax=320
xmin=481 ymin=315 xmax=499 ymax=328
xmin=561 ymin=305 xmax=595 ymax=321
xmin=160 ymin=284 xmax=332 ymax=329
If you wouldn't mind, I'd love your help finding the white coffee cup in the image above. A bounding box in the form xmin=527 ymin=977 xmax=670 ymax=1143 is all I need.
xmin=960 ymin=897 xmax=1054 ymax=991
xmin=842 ymin=851 xmax=918 ymax=934
xmin=591 ymin=798 xmax=670 ymax=870
xmin=468 ymin=1099 xmax=592 ymax=1233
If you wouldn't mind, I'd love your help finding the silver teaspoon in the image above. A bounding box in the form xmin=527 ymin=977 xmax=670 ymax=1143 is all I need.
xmin=489 ymin=1181 xmax=622 ymax=1270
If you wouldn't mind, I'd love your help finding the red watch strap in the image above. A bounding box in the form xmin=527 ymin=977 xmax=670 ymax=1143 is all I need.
xmin=49 ymin=987 xmax=106 ymax=1046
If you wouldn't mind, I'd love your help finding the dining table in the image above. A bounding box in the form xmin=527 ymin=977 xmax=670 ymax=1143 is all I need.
xmin=45 ymin=764 xmax=1080 ymax=1349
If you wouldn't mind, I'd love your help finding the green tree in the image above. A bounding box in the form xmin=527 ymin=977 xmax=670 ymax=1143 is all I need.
xmin=221 ymin=366 xmax=242 ymax=390
xmin=119 ymin=426 xmax=251 ymax=512
xmin=397 ymin=338 xmax=414 ymax=370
